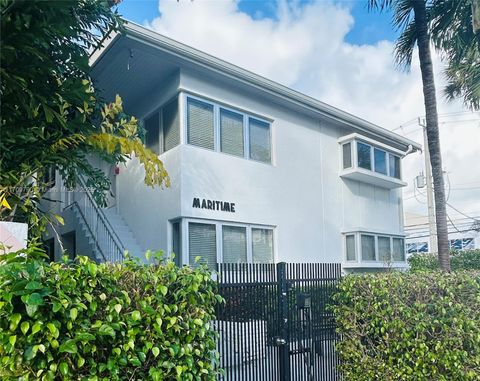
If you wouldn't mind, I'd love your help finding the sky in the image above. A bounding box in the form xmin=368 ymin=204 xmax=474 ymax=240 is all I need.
xmin=117 ymin=0 xmax=480 ymax=229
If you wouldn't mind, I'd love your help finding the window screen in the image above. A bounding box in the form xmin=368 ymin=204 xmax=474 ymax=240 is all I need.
xmin=361 ymin=234 xmax=375 ymax=261
xmin=189 ymin=223 xmax=216 ymax=270
xmin=389 ymin=154 xmax=401 ymax=179
xmin=220 ymin=109 xmax=244 ymax=157
xmin=378 ymin=236 xmax=391 ymax=261
xmin=187 ymin=98 xmax=214 ymax=150
xmin=343 ymin=143 xmax=352 ymax=169
xmin=374 ymin=148 xmax=387 ymax=175
xmin=357 ymin=142 xmax=371 ymax=170
xmin=392 ymin=238 xmax=405 ymax=261
xmin=172 ymin=221 xmax=181 ymax=266
xmin=249 ymin=118 xmax=271 ymax=163
xmin=222 ymin=225 xmax=247 ymax=263
xmin=252 ymin=228 xmax=273 ymax=263
xmin=346 ymin=235 xmax=356 ymax=261
xmin=163 ymin=98 xmax=179 ymax=152
xmin=144 ymin=113 xmax=160 ymax=155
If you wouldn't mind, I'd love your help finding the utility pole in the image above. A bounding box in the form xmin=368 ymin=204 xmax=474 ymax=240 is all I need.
xmin=419 ymin=118 xmax=438 ymax=253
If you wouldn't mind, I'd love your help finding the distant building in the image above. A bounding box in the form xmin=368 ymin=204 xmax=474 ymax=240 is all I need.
xmin=405 ymin=212 xmax=480 ymax=254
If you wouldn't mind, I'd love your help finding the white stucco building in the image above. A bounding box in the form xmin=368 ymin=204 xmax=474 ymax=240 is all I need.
xmin=44 ymin=22 xmax=421 ymax=272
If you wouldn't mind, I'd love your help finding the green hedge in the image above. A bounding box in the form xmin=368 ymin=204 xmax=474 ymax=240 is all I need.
xmin=408 ymin=249 xmax=480 ymax=272
xmin=0 ymin=247 xmax=221 ymax=380
xmin=333 ymin=271 xmax=480 ymax=380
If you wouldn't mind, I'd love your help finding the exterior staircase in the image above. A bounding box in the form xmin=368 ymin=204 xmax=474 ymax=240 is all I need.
xmin=64 ymin=177 xmax=144 ymax=263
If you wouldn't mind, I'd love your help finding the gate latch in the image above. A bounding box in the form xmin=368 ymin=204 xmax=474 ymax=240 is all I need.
xmin=274 ymin=337 xmax=287 ymax=346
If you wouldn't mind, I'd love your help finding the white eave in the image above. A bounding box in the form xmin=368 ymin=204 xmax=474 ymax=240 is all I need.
xmin=90 ymin=21 xmax=422 ymax=153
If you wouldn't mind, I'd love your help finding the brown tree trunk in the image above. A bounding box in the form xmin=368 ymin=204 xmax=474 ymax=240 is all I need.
xmin=412 ymin=0 xmax=450 ymax=271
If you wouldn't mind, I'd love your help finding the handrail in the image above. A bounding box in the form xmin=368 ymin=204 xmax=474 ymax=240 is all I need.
xmin=64 ymin=202 xmax=108 ymax=262
xmin=76 ymin=175 xmax=125 ymax=253
xmin=62 ymin=175 xmax=126 ymax=262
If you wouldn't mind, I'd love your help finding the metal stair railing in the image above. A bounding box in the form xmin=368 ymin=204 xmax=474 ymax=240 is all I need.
xmin=63 ymin=177 xmax=126 ymax=263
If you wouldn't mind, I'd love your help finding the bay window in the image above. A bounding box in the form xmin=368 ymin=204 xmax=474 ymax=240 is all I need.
xmin=344 ymin=232 xmax=406 ymax=265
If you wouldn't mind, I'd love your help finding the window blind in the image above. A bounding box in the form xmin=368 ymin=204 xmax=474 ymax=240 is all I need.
xmin=378 ymin=236 xmax=391 ymax=261
xmin=222 ymin=225 xmax=247 ymax=263
xmin=361 ymin=234 xmax=375 ymax=261
xmin=144 ymin=113 xmax=160 ymax=155
xmin=162 ymin=97 xmax=179 ymax=152
xmin=392 ymin=238 xmax=405 ymax=261
xmin=187 ymin=98 xmax=214 ymax=150
xmin=189 ymin=222 xmax=216 ymax=270
xmin=249 ymin=118 xmax=271 ymax=163
xmin=343 ymin=143 xmax=352 ymax=169
xmin=220 ymin=109 xmax=244 ymax=157
xmin=346 ymin=235 xmax=355 ymax=261
xmin=252 ymin=228 xmax=273 ymax=263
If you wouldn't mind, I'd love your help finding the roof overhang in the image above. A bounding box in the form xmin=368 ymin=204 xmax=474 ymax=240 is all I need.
xmin=91 ymin=21 xmax=422 ymax=154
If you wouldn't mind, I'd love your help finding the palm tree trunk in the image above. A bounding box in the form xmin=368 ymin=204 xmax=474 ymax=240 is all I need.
xmin=412 ymin=0 xmax=450 ymax=271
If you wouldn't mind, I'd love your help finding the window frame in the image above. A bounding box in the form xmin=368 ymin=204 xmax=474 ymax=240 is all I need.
xmin=182 ymin=93 xmax=272 ymax=164
xmin=344 ymin=231 xmax=406 ymax=265
xmin=339 ymin=135 xmax=404 ymax=181
xmin=142 ymin=94 xmax=180 ymax=155
xmin=173 ymin=217 xmax=275 ymax=266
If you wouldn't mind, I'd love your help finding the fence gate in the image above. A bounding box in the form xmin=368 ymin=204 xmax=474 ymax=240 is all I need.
xmin=216 ymin=262 xmax=342 ymax=381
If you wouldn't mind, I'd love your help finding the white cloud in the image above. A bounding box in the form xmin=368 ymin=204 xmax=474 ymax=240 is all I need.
xmin=147 ymin=0 xmax=480 ymax=222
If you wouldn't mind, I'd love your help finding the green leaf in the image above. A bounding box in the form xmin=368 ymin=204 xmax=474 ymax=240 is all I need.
xmin=59 ymin=362 xmax=69 ymax=376
xmin=114 ymin=304 xmax=122 ymax=314
xmin=131 ymin=310 xmax=141 ymax=321
xmin=23 ymin=292 xmax=44 ymax=306
xmin=9 ymin=335 xmax=16 ymax=346
xmin=98 ymin=324 xmax=115 ymax=337
xmin=159 ymin=285 xmax=168 ymax=296
xmin=152 ymin=347 xmax=160 ymax=358
xmin=9 ymin=313 xmax=21 ymax=330
xmin=70 ymin=308 xmax=78 ymax=321
xmin=59 ymin=339 xmax=78 ymax=354
xmin=20 ymin=321 xmax=30 ymax=335
xmin=25 ymin=281 xmax=43 ymax=290
xmin=31 ymin=321 xmax=42 ymax=335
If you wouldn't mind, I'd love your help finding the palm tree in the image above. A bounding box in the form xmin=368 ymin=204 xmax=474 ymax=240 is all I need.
xmin=430 ymin=0 xmax=480 ymax=110
xmin=368 ymin=0 xmax=450 ymax=271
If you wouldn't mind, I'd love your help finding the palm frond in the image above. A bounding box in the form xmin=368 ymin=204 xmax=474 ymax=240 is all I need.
xmin=395 ymin=20 xmax=417 ymax=70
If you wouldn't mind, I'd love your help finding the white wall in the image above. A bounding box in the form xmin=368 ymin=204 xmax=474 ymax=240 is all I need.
xmin=115 ymin=67 xmax=405 ymax=264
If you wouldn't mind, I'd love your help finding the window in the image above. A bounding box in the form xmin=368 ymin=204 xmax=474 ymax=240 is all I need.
xmin=163 ymin=97 xmax=180 ymax=152
xmin=220 ymin=109 xmax=244 ymax=157
xmin=361 ymin=234 xmax=375 ymax=261
xmin=187 ymin=98 xmax=214 ymax=150
xmin=252 ymin=228 xmax=274 ymax=263
xmin=144 ymin=113 xmax=160 ymax=155
xmin=346 ymin=232 xmax=406 ymax=264
xmin=378 ymin=236 xmax=391 ymax=261
xmin=392 ymin=238 xmax=405 ymax=261
xmin=180 ymin=219 xmax=274 ymax=266
xmin=185 ymin=95 xmax=272 ymax=163
xmin=188 ymin=222 xmax=217 ymax=270
xmin=357 ymin=142 xmax=372 ymax=170
xmin=343 ymin=143 xmax=352 ymax=169
xmin=374 ymin=148 xmax=387 ymax=175
xmin=345 ymin=234 xmax=356 ymax=261
xmin=171 ymin=221 xmax=182 ymax=266
xmin=249 ymin=118 xmax=271 ymax=163
xmin=389 ymin=154 xmax=401 ymax=179
xmin=222 ymin=225 xmax=247 ymax=263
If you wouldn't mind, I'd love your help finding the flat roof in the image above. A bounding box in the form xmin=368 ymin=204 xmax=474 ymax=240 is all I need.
xmin=91 ymin=21 xmax=421 ymax=152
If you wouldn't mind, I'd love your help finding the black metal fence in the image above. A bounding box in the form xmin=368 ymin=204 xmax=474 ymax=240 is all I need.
xmin=215 ymin=262 xmax=342 ymax=381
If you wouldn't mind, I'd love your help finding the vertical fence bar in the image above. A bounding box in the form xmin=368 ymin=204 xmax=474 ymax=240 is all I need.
xmin=276 ymin=262 xmax=290 ymax=381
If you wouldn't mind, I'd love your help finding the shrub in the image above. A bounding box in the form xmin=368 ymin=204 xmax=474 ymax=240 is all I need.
xmin=408 ymin=249 xmax=480 ymax=272
xmin=0 ymin=247 xmax=221 ymax=380
xmin=333 ymin=271 xmax=480 ymax=381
